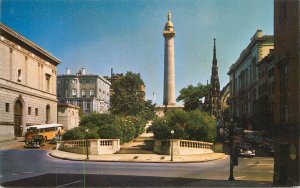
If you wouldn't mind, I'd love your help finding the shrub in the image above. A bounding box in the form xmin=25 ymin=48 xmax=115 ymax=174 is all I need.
xmin=152 ymin=109 xmax=216 ymax=142
xmin=62 ymin=127 xmax=99 ymax=141
xmin=98 ymin=124 xmax=122 ymax=139
xmin=63 ymin=112 xmax=149 ymax=143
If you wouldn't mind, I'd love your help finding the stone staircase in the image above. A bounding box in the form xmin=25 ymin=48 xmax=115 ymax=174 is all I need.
xmin=116 ymin=132 xmax=155 ymax=154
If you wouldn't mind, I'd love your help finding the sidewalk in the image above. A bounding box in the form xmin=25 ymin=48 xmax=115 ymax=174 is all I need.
xmin=0 ymin=139 xmax=24 ymax=150
xmin=49 ymin=149 xmax=226 ymax=163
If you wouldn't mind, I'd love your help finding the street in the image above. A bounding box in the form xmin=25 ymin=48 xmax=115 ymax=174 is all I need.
xmin=0 ymin=149 xmax=274 ymax=187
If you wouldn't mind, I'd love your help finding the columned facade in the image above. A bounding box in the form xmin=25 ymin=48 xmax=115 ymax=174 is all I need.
xmin=0 ymin=23 xmax=60 ymax=141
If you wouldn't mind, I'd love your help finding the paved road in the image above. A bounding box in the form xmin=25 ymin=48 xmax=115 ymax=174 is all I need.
xmin=0 ymin=149 xmax=274 ymax=187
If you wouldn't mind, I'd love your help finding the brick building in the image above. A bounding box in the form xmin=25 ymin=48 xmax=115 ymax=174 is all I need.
xmin=272 ymin=0 xmax=300 ymax=186
xmin=0 ymin=23 xmax=60 ymax=141
xmin=256 ymin=51 xmax=275 ymax=133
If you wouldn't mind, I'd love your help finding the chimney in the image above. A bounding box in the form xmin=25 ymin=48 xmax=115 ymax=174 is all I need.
xmin=81 ymin=68 xmax=86 ymax=75
xmin=66 ymin=68 xmax=70 ymax=75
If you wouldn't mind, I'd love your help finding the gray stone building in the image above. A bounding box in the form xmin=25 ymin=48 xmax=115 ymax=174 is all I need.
xmin=0 ymin=23 xmax=61 ymax=141
xmin=57 ymin=68 xmax=110 ymax=113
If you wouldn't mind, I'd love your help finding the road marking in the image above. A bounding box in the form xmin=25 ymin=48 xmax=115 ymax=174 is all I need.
xmin=56 ymin=180 xmax=83 ymax=188
xmin=22 ymin=172 xmax=33 ymax=174
xmin=11 ymin=173 xmax=19 ymax=176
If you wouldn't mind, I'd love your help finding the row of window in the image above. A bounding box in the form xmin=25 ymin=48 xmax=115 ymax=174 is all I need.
xmin=58 ymin=79 xmax=110 ymax=85
xmin=258 ymin=67 xmax=274 ymax=80
xmin=258 ymin=82 xmax=275 ymax=96
xmin=72 ymin=89 xmax=95 ymax=97
xmin=15 ymin=69 xmax=52 ymax=92
xmin=5 ymin=103 xmax=39 ymax=116
xmin=28 ymin=107 xmax=39 ymax=116
xmin=59 ymin=99 xmax=91 ymax=110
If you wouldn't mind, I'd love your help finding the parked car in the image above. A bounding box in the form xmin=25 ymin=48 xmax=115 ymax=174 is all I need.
xmin=25 ymin=135 xmax=45 ymax=148
xmin=237 ymin=142 xmax=255 ymax=157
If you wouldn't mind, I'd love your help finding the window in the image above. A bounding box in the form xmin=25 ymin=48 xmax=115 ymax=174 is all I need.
xmin=90 ymin=89 xmax=94 ymax=97
xmin=86 ymin=102 xmax=90 ymax=110
xmin=45 ymin=74 xmax=51 ymax=91
xmin=35 ymin=108 xmax=38 ymax=116
xmin=78 ymin=100 xmax=83 ymax=109
xmin=5 ymin=103 xmax=9 ymax=112
xmin=28 ymin=107 xmax=31 ymax=115
xmin=82 ymin=89 xmax=86 ymax=97
xmin=46 ymin=105 xmax=50 ymax=123
xmin=17 ymin=69 xmax=22 ymax=82
xmin=72 ymin=89 xmax=77 ymax=97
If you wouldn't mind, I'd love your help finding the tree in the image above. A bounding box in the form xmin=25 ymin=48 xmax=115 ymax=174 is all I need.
xmin=110 ymin=71 xmax=146 ymax=115
xmin=80 ymin=113 xmax=115 ymax=130
xmin=177 ymin=83 xmax=211 ymax=111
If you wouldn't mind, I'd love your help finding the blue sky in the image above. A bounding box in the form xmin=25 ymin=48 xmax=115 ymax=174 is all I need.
xmin=1 ymin=0 xmax=273 ymax=105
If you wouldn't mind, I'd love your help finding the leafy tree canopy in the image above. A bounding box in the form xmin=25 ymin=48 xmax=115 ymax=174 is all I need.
xmin=176 ymin=83 xmax=211 ymax=111
xmin=110 ymin=71 xmax=155 ymax=116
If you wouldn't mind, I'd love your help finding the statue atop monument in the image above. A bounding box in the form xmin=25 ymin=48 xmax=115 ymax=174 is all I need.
xmin=168 ymin=11 xmax=171 ymax=21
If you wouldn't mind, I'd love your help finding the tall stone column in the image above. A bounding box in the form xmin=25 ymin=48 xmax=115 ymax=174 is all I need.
xmin=163 ymin=11 xmax=176 ymax=106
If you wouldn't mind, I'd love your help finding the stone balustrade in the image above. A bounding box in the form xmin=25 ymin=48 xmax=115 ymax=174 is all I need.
xmin=154 ymin=139 xmax=213 ymax=155
xmin=56 ymin=139 xmax=120 ymax=155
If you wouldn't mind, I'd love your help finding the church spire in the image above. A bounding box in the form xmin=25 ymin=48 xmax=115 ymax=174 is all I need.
xmin=208 ymin=38 xmax=221 ymax=119
xmin=213 ymin=38 xmax=216 ymax=61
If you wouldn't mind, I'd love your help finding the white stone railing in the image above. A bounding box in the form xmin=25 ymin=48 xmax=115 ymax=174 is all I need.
xmin=154 ymin=139 xmax=213 ymax=155
xmin=56 ymin=139 xmax=120 ymax=155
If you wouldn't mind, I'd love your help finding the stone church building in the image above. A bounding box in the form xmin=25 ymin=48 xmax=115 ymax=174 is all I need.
xmin=0 ymin=23 xmax=61 ymax=141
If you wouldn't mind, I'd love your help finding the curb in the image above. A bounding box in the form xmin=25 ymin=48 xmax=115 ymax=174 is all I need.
xmin=49 ymin=150 xmax=226 ymax=163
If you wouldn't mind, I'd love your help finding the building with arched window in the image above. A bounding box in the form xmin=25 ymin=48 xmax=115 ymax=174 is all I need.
xmin=0 ymin=23 xmax=61 ymax=141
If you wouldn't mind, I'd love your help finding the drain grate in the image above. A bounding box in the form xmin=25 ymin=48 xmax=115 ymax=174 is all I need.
xmin=133 ymin=156 xmax=139 ymax=159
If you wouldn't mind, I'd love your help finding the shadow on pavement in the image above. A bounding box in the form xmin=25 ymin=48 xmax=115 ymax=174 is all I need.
xmin=1 ymin=173 xmax=273 ymax=187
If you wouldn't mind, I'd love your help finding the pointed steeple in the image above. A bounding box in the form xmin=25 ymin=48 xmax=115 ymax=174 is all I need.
xmin=213 ymin=38 xmax=217 ymax=65
xmin=208 ymin=38 xmax=221 ymax=119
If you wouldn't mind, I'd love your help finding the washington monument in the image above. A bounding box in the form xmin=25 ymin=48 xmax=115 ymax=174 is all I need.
xmin=163 ymin=11 xmax=176 ymax=106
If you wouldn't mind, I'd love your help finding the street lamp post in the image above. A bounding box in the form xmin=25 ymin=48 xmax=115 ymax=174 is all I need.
xmin=228 ymin=118 xmax=235 ymax=181
xmin=58 ymin=129 xmax=61 ymax=141
xmin=85 ymin=128 xmax=89 ymax=160
xmin=170 ymin=130 xmax=174 ymax=161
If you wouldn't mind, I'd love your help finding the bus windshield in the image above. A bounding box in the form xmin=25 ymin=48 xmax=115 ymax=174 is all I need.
xmin=27 ymin=128 xmax=39 ymax=134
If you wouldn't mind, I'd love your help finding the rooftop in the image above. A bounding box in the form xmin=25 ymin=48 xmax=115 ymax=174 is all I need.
xmin=0 ymin=23 xmax=61 ymax=66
